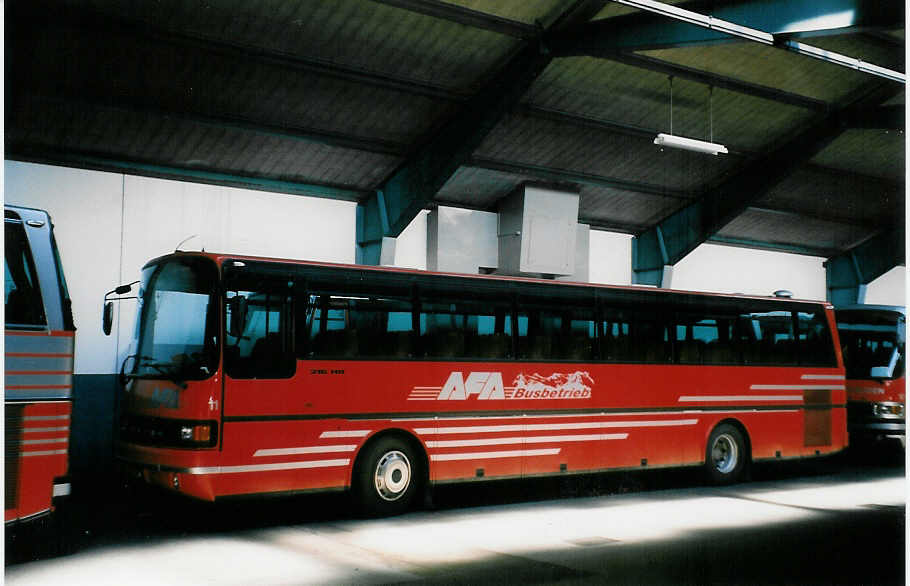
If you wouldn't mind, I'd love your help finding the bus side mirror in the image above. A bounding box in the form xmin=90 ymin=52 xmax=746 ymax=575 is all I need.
xmin=103 ymin=280 xmax=139 ymax=335
xmin=870 ymin=365 xmax=893 ymax=379
xmin=102 ymin=302 xmax=114 ymax=336
xmin=228 ymin=296 xmax=248 ymax=338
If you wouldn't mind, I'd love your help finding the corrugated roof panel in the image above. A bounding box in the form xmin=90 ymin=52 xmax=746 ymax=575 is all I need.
xmin=756 ymin=167 xmax=901 ymax=227
xmin=640 ymin=42 xmax=870 ymax=103
xmin=578 ymin=185 xmax=683 ymax=229
xmin=28 ymin=23 xmax=451 ymax=149
xmin=437 ymin=166 xmax=524 ymax=209
xmin=9 ymin=100 xmax=399 ymax=191
xmin=438 ymin=0 xmax=564 ymax=25
xmin=84 ymin=0 xmax=522 ymax=93
xmin=437 ymin=166 xmax=683 ymax=232
xmin=528 ymin=57 xmax=817 ymax=152
xmin=810 ymin=129 xmax=905 ymax=183
xmin=717 ymin=208 xmax=874 ymax=253
xmin=475 ymin=112 xmax=737 ymax=191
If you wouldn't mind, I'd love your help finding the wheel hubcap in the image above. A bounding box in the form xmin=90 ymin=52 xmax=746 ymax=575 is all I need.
xmin=712 ymin=433 xmax=738 ymax=474
xmin=374 ymin=450 xmax=411 ymax=501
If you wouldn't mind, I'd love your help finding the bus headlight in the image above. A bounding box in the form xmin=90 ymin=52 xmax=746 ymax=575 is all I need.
xmin=872 ymin=402 xmax=905 ymax=418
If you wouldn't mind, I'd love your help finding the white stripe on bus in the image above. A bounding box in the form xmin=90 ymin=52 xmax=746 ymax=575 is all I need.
xmin=23 ymin=426 xmax=70 ymax=433
xmin=416 ymin=419 xmax=698 ymax=435
xmin=679 ymin=396 xmax=802 ymax=402
xmin=187 ymin=459 xmax=351 ymax=475
xmin=800 ymin=374 xmax=845 ymax=380
xmin=426 ymin=433 xmax=628 ymax=448
xmin=391 ymin=411 xmax=668 ymax=423
xmin=22 ymin=438 xmax=69 ymax=445
xmin=23 ymin=415 xmax=70 ymax=421
xmin=750 ymin=384 xmax=844 ymax=390
xmin=319 ymin=430 xmax=371 ymax=438
xmin=22 ymin=449 xmax=67 ymax=457
xmin=254 ymin=445 xmax=356 ymax=457
xmin=430 ymin=448 xmax=560 ymax=461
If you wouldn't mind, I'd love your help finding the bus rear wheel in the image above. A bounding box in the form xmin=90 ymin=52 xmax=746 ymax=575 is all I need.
xmin=705 ymin=424 xmax=747 ymax=484
xmin=354 ymin=436 xmax=421 ymax=517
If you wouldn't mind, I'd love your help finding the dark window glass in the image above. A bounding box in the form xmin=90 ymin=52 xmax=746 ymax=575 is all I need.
xmin=673 ymin=313 xmax=739 ymax=364
xmin=418 ymin=291 xmax=512 ymax=360
xmin=837 ymin=310 xmax=905 ymax=379
xmin=516 ymin=294 xmax=596 ymax=361
xmin=305 ymin=280 xmax=414 ymax=359
xmin=600 ymin=306 xmax=670 ymax=363
xmin=737 ymin=311 xmax=797 ymax=365
xmin=4 ymin=221 xmax=46 ymax=327
xmin=797 ymin=310 xmax=837 ymax=366
xmin=225 ymin=277 xmax=295 ymax=378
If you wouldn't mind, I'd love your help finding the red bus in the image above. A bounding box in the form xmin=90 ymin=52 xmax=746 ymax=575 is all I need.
xmin=110 ymin=252 xmax=846 ymax=516
xmin=5 ymin=205 xmax=75 ymax=524
xmin=836 ymin=305 xmax=905 ymax=448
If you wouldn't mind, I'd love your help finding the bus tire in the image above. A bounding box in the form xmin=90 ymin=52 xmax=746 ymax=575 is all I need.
xmin=705 ymin=424 xmax=747 ymax=485
xmin=353 ymin=436 xmax=421 ymax=517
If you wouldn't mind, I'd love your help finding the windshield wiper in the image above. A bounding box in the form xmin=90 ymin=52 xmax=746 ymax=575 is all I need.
xmin=131 ymin=356 xmax=188 ymax=389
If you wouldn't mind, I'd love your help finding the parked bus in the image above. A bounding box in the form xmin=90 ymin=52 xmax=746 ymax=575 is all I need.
xmin=835 ymin=305 xmax=905 ymax=448
xmin=109 ymin=252 xmax=846 ymax=516
xmin=5 ymin=205 xmax=75 ymax=524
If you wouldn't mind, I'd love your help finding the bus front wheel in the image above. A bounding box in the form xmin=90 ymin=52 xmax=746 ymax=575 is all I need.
xmin=354 ymin=436 xmax=422 ymax=517
xmin=705 ymin=424 xmax=747 ymax=484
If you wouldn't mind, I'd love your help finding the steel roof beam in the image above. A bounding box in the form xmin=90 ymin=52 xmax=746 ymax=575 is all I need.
xmin=6 ymin=147 xmax=368 ymax=202
xmin=26 ymin=95 xmax=409 ymax=157
xmin=549 ymin=0 xmax=904 ymax=53
xmin=825 ymin=227 xmax=906 ymax=305
xmin=470 ymin=157 xmax=694 ymax=200
xmin=370 ymin=0 xmax=540 ymax=39
xmin=632 ymin=81 xmax=900 ymax=287
xmin=707 ymin=235 xmax=837 ymax=258
xmin=356 ymin=43 xmax=554 ymax=264
xmin=606 ymin=52 xmax=829 ymax=112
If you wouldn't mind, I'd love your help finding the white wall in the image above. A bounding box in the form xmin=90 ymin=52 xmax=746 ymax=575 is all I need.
xmin=671 ymin=243 xmax=828 ymax=300
xmin=865 ymin=265 xmax=907 ymax=306
xmin=5 ymin=161 xmax=356 ymax=374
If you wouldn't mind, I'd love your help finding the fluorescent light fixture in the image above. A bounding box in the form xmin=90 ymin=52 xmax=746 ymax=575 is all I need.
xmin=783 ymin=40 xmax=906 ymax=84
xmin=614 ymin=0 xmax=773 ymax=44
xmin=654 ymin=133 xmax=728 ymax=155
xmin=614 ymin=0 xmax=905 ymax=84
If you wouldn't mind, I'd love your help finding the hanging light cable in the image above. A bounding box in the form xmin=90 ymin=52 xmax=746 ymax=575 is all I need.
xmin=654 ymin=76 xmax=728 ymax=155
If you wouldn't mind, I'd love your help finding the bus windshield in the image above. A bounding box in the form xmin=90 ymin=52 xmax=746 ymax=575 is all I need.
xmin=131 ymin=257 xmax=219 ymax=381
xmin=836 ymin=310 xmax=905 ymax=380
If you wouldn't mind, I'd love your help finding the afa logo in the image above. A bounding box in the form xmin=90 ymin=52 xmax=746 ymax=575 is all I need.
xmin=438 ymin=371 xmax=505 ymax=400
xmin=407 ymin=371 xmax=594 ymax=401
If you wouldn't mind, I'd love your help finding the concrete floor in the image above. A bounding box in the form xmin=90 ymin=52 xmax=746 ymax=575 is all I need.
xmin=6 ymin=448 xmax=905 ymax=585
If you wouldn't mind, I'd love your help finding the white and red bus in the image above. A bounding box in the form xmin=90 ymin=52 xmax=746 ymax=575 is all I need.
xmin=5 ymin=205 xmax=75 ymax=524
xmin=836 ymin=305 xmax=905 ymax=448
xmin=111 ymin=252 xmax=846 ymax=516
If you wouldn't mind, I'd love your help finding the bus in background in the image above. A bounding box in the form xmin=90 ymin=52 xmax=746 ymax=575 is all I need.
xmin=5 ymin=205 xmax=76 ymax=524
xmin=835 ymin=305 xmax=905 ymax=448
xmin=108 ymin=252 xmax=846 ymax=517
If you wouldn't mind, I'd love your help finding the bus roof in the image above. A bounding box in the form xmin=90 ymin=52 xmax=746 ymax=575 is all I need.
xmin=836 ymin=305 xmax=905 ymax=315
xmin=146 ymin=250 xmax=833 ymax=307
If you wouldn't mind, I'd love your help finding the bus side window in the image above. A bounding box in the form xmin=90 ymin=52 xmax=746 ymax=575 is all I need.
xmin=305 ymin=284 xmax=413 ymax=359
xmin=797 ymin=310 xmax=836 ymax=366
xmin=225 ymin=282 xmax=295 ymax=379
xmin=740 ymin=311 xmax=796 ymax=365
xmin=5 ymin=222 xmax=46 ymax=328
